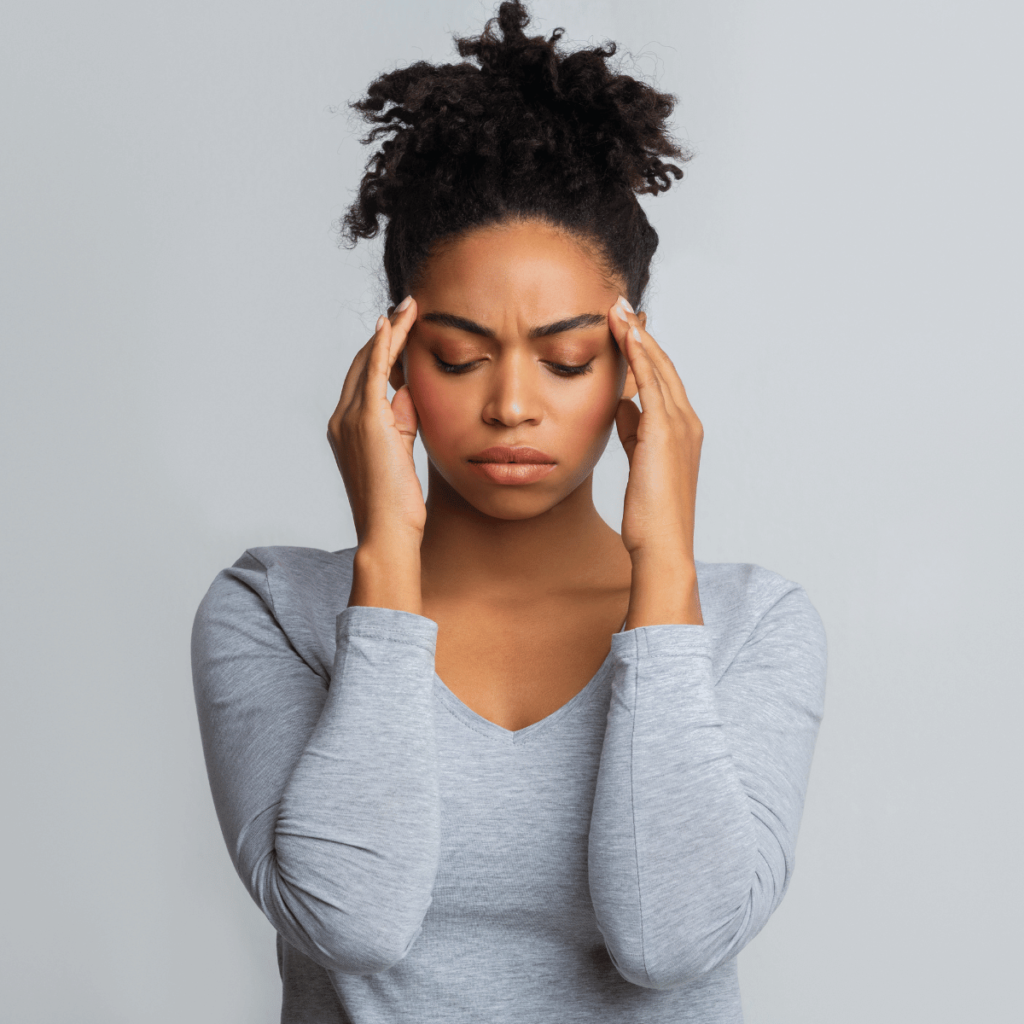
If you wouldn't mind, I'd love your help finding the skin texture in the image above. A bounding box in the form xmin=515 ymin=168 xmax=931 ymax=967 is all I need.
xmin=327 ymin=219 xmax=704 ymax=729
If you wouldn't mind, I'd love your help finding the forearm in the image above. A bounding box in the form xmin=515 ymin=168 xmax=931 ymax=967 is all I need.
xmin=262 ymin=605 xmax=442 ymax=973
xmin=588 ymin=627 xmax=757 ymax=989
xmin=589 ymin=584 xmax=826 ymax=991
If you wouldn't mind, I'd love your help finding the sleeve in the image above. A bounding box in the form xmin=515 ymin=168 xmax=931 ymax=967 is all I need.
xmin=587 ymin=583 xmax=827 ymax=990
xmin=190 ymin=551 xmax=442 ymax=975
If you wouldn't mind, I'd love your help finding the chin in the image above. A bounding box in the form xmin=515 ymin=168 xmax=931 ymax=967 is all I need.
xmin=445 ymin=469 xmax=561 ymax=518
xmin=463 ymin=490 xmax=564 ymax=521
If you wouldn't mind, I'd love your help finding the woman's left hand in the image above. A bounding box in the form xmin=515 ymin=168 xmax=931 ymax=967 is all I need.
xmin=608 ymin=295 xmax=704 ymax=626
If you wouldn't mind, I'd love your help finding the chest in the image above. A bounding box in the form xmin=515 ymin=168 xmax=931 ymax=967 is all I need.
xmin=427 ymin=676 xmax=611 ymax=937
xmin=422 ymin=589 xmax=630 ymax=732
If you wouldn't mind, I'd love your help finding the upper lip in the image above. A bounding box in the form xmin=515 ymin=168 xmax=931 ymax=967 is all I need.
xmin=468 ymin=446 xmax=556 ymax=464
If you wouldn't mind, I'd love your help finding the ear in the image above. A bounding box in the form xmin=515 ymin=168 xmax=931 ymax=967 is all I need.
xmin=389 ymin=357 xmax=407 ymax=392
xmin=620 ymin=363 xmax=638 ymax=401
xmin=638 ymin=311 xmax=648 ymax=330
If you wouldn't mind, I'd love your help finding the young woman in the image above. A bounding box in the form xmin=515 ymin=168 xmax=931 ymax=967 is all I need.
xmin=191 ymin=4 xmax=827 ymax=1021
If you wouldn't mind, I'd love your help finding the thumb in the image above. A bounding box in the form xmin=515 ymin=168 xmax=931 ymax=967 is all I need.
xmin=391 ymin=384 xmax=419 ymax=458
xmin=615 ymin=397 xmax=640 ymax=462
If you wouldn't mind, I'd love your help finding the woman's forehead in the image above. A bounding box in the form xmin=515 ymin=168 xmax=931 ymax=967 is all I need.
xmin=417 ymin=309 xmax=610 ymax=343
xmin=417 ymin=222 xmax=623 ymax=318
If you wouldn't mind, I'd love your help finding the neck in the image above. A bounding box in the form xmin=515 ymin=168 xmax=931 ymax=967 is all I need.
xmin=419 ymin=463 xmax=628 ymax=600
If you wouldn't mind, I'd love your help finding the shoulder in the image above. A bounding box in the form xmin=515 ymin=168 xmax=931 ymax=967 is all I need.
xmin=232 ymin=544 xmax=356 ymax=599
xmin=192 ymin=545 xmax=357 ymax=681
xmin=695 ymin=558 xmax=809 ymax=625
xmin=694 ymin=559 xmax=827 ymax=678
xmin=196 ymin=544 xmax=355 ymax=612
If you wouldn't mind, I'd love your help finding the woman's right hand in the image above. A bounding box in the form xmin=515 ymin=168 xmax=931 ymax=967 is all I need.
xmin=328 ymin=296 xmax=426 ymax=552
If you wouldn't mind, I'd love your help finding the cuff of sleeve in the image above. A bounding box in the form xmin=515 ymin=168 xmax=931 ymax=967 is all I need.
xmin=610 ymin=623 xmax=711 ymax=663
xmin=336 ymin=605 xmax=439 ymax=652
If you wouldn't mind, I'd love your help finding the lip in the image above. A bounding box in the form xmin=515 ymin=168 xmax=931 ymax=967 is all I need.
xmin=467 ymin=462 xmax=558 ymax=485
xmin=467 ymin=446 xmax=556 ymax=464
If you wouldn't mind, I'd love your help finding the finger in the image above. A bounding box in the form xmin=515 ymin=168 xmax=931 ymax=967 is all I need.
xmin=608 ymin=304 xmax=668 ymax=418
xmin=328 ymin=312 xmax=396 ymax=463
xmin=610 ymin=298 xmax=694 ymax=418
xmin=336 ymin=333 xmax=376 ymax=417
xmin=614 ymin=302 xmax=678 ymax=395
xmin=639 ymin=337 xmax=702 ymax=432
xmin=339 ymin=316 xmax=387 ymax=419
xmin=386 ymin=295 xmax=417 ymax=370
xmin=628 ymin=323 xmax=693 ymax=416
xmin=363 ymin=313 xmax=393 ymax=404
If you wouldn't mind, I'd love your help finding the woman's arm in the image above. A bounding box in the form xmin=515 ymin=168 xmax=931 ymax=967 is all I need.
xmin=588 ymin=578 xmax=827 ymax=990
xmin=190 ymin=549 xmax=441 ymax=975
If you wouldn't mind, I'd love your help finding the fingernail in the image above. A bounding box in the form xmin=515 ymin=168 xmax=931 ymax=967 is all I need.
xmin=396 ymin=295 xmax=412 ymax=312
xmin=617 ymin=295 xmax=635 ymax=313
xmin=614 ymin=305 xmax=630 ymax=323
xmin=631 ymin=326 xmax=643 ymax=343
xmin=376 ymin=314 xmax=387 ymax=331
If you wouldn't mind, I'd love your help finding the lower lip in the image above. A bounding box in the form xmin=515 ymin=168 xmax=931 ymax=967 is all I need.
xmin=467 ymin=461 xmax=557 ymax=485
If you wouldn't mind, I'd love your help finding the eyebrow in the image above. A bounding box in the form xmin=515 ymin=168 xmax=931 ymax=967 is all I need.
xmin=420 ymin=311 xmax=607 ymax=339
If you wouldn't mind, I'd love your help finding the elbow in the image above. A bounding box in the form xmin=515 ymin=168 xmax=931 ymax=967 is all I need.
xmin=605 ymin=940 xmax=724 ymax=992
xmin=251 ymin=838 xmax=439 ymax=975
xmin=255 ymin=858 xmax=431 ymax=976
xmin=633 ymin=950 xmax=728 ymax=992
xmin=604 ymin=901 xmax=755 ymax=991
xmin=321 ymin=922 xmax=423 ymax=976
xmin=293 ymin=906 xmax=427 ymax=976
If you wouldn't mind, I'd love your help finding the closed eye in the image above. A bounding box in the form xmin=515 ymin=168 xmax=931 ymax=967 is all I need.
xmin=434 ymin=357 xmax=594 ymax=377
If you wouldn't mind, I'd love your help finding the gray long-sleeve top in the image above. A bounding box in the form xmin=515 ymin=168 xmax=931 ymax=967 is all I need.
xmin=191 ymin=545 xmax=827 ymax=1023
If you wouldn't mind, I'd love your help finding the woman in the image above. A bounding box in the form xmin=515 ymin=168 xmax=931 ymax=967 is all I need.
xmin=191 ymin=3 xmax=827 ymax=1021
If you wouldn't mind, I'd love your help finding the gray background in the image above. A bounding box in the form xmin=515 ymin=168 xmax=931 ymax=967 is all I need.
xmin=2 ymin=0 xmax=1021 ymax=1020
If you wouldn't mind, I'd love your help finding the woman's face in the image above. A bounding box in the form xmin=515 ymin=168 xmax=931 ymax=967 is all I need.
xmin=390 ymin=219 xmax=638 ymax=521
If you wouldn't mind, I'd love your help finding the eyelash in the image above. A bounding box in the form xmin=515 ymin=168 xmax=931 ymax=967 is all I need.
xmin=434 ymin=357 xmax=594 ymax=378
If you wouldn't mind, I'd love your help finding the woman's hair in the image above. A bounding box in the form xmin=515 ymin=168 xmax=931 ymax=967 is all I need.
xmin=342 ymin=0 xmax=688 ymax=310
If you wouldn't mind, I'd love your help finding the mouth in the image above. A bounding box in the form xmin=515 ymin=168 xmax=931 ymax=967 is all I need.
xmin=466 ymin=461 xmax=558 ymax=485
xmin=467 ymin=446 xmax=556 ymax=464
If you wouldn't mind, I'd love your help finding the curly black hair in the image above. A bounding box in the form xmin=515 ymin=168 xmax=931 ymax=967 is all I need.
xmin=342 ymin=0 xmax=689 ymax=310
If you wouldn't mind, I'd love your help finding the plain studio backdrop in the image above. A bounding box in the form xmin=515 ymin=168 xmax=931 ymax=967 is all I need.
xmin=2 ymin=0 xmax=1021 ymax=1020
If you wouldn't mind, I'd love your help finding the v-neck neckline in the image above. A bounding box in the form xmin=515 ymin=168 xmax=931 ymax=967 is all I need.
xmin=431 ymin=619 xmax=626 ymax=745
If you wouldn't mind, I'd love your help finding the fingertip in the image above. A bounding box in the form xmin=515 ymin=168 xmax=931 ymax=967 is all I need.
xmin=376 ymin=314 xmax=388 ymax=333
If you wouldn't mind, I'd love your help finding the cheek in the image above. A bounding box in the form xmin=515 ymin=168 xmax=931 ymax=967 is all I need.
xmin=406 ymin=366 xmax=464 ymax=447
xmin=569 ymin=386 xmax=620 ymax=454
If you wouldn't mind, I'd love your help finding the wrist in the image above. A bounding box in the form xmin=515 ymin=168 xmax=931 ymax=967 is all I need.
xmin=350 ymin=541 xmax=422 ymax=615
xmin=629 ymin=545 xmax=695 ymax=575
xmin=626 ymin=552 xmax=702 ymax=628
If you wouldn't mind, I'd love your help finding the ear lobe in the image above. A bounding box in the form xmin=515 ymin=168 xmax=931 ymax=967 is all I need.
xmin=389 ymin=360 xmax=407 ymax=392
xmin=620 ymin=365 xmax=638 ymax=401
xmin=638 ymin=311 xmax=648 ymax=330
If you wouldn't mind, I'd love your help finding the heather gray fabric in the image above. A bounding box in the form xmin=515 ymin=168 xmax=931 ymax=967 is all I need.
xmin=191 ymin=545 xmax=826 ymax=1023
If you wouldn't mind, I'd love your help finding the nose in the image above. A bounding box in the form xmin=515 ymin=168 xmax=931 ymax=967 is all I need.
xmin=480 ymin=348 xmax=543 ymax=428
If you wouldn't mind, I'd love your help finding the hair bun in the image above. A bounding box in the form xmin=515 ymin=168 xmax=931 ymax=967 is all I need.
xmin=453 ymin=1 xmax=687 ymax=196
xmin=343 ymin=0 xmax=688 ymax=309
